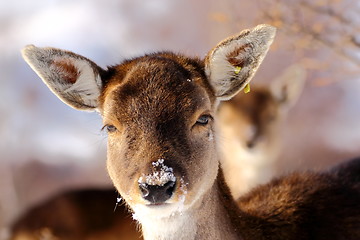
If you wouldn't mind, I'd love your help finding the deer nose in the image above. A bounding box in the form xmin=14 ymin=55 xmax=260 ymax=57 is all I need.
xmin=139 ymin=180 xmax=176 ymax=204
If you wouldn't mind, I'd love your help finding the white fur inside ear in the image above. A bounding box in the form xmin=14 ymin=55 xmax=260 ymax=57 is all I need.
xmin=22 ymin=45 xmax=102 ymax=111
xmin=206 ymin=24 xmax=276 ymax=100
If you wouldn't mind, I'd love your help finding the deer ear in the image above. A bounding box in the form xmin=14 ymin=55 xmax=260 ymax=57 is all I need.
xmin=205 ymin=24 xmax=276 ymax=101
xmin=270 ymin=64 xmax=306 ymax=109
xmin=22 ymin=45 xmax=103 ymax=111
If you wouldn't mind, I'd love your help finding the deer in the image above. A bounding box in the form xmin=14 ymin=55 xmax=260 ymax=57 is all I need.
xmin=20 ymin=24 xmax=360 ymax=240
xmin=218 ymin=64 xmax=305 ymax=199
xmin=9 ymin=74 xmax=306 ymax=240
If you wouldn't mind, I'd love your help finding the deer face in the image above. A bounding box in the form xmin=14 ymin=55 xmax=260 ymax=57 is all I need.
xmin=219 ymin=89 xmax=279 ymax=152
xmin=22 ymin=25 xmax=275 ymax=220
xmin=99 ymin=55 xmax=219 ymax=217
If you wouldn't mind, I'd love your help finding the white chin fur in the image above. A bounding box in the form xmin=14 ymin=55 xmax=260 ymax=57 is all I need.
xmin=132 ymin=201 xmax=186 ymax=222
xmin=133 ymin=203 xmax=196 ymax=240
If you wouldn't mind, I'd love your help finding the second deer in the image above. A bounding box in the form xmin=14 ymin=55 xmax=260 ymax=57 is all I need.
xmin=219 ymin=64 xmax=305 ymax=198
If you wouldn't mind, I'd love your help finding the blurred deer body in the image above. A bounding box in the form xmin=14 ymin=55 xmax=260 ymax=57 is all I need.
xmin=11 ymin=189 xmax=141 ymax=240
xmin=17 ymin=24 xmax=360 ymax=240
xmin=219 ymin=65 xmax=306 ymax=198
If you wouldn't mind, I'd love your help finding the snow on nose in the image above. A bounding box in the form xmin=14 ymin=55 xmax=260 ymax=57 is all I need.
xmin=138 ymin=159 xmax=176 ymax=186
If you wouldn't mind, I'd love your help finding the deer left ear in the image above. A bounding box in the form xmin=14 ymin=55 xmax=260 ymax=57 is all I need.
xmin=22 ymin=45 xmax=103 ymax=111
xmin=205 ymin=24 xmax=276 ymax=101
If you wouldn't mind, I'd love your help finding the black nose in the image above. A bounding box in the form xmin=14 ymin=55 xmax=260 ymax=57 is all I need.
xmin=246 ymin=140 xmax=256 ymax=149
xmin=139 ymin=180 xmax=176 ymax=204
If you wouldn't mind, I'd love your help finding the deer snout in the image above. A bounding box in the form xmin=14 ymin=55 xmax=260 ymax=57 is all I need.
xmin=139 ymin=180 xmax=176 ymax=204
xmin=138 ymin=158 xmax=177 ymax=204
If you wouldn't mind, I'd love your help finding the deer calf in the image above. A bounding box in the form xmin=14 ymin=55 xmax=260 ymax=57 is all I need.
xmin=21 ymin=25 xmax=360 ymax=240
xmin=218 ymin=64 xmax=305 ymax=198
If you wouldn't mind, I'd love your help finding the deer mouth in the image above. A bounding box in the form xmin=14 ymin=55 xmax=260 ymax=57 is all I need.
xmin=146 ymin=202 xmax=171 ymax=208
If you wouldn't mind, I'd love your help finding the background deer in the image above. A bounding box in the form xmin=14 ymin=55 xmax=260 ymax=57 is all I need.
xmin=218 ymin=64 xmax=306 ymax=199
xmin=20 ymin=24 xmax=360 ymax=239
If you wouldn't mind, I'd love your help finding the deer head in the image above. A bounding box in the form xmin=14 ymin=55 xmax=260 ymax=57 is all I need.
xmin=22 ymin=25 xmax=275 ymax=237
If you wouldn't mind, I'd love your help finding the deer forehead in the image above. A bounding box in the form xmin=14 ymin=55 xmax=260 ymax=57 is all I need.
xmin=100 ymin=57 xmax=214 ymax=126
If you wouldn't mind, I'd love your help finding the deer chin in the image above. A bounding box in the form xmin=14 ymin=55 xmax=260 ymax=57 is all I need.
xmin=132 ymin=201 xmax=186 ymax=221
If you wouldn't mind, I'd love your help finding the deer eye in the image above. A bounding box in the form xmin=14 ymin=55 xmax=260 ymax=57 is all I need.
xmin=102 ymin=124 xmax=117 ymax=133
xmin=196 ymin=115 xmax=211 ymax=126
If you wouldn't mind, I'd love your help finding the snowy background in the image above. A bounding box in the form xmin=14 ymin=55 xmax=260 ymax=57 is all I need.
xmin=1 ymin=0 xmax=360 ymax=235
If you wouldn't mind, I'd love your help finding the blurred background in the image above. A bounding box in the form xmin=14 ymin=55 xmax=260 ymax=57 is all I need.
xmin=1 ymin=0 xmax=360 ymax=236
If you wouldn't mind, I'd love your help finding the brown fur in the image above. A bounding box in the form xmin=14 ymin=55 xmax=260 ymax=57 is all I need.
xmin=227 ymin=43 xmax=252 ymax=67
xmin=52 ymin=60 xmax=79 ymax=84
xmin=237 ymin=158 xmax=360 ymax=240
xmin=10 ymin=189 xmax=141 ymax=240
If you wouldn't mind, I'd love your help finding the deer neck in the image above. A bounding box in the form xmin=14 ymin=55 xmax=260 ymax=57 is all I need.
xmin=140 ymin=169 xmax=242 ymax=240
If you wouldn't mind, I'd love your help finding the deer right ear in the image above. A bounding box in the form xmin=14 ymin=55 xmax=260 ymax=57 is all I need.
xmin=22 ymin=45 xmax=103 ymax=111
xmin=270 ymin=64 xmax=306 ymax=109
xmin=205 ymin=24 xmax=276 ymax=101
